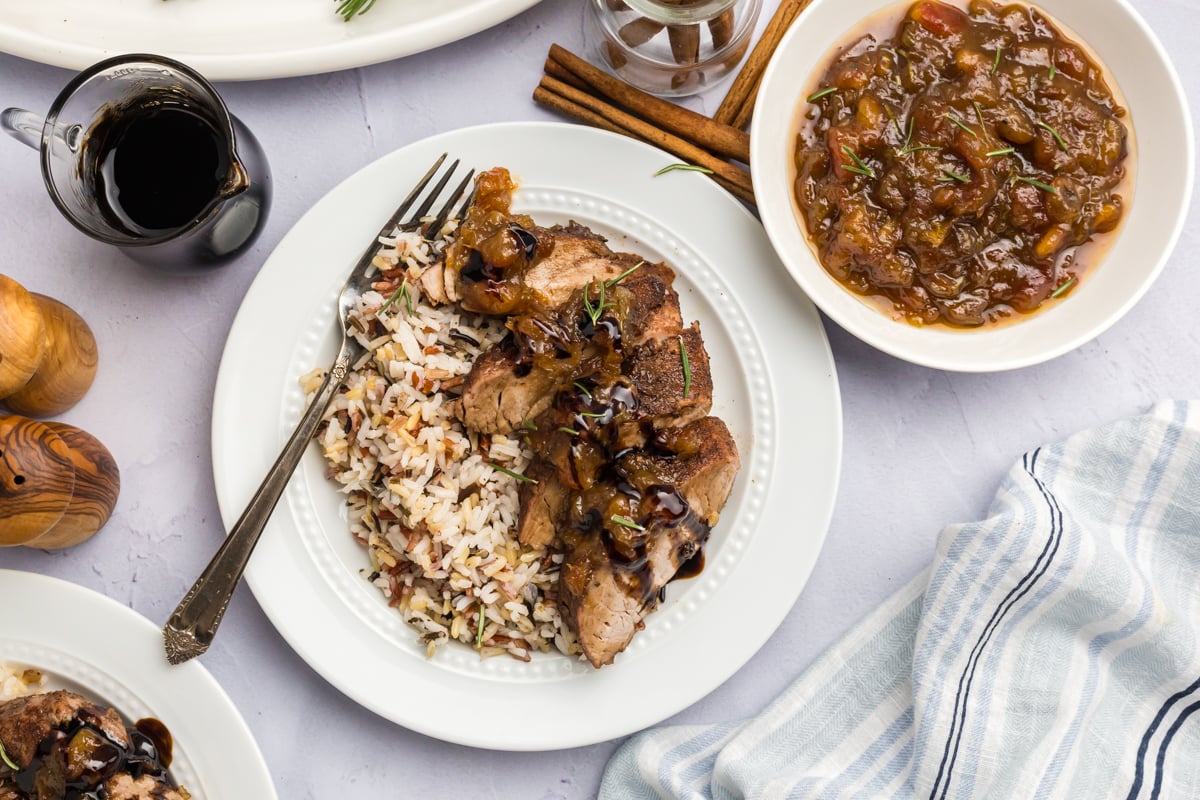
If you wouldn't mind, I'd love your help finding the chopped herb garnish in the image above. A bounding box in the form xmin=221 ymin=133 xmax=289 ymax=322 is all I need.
xmin=489 ymin=463 xmax=537 ymax=484
xmin=1015 ymin=176 xmax=1059 ymax=194
xmin=605 ymin=260 xmax=645 ymax=288
xmin=1050 ymin=276 xmax=1077 ymax=299
xmin=884 ymin=104 xmax=904 ymax=139
xmin=986 ymin=146 xmax=1016 ymax=157
xmin=475 ymin=608 xmax=487 ymax=647
xmin=807 ymin=87 xmax=838 ymax=103
xmin=679 ymin=336 xmax=692 ymax=398
xmin=840 ymin=145 xmax=876 ymax=178
xmin=582 ymin=280 xmax=614 ymax=328
xmin=579 ymin=412 xmax=607 ymax=419
xmin=1037 ymin=121 xmax=1069 ymax=152
xmin=557 ymin=427 xmax=580 ymax=436
xmin=521 ymin=420 xmax=538 ymax=431
xmin=611 ymin=515 xmax=645 ymax=531
xmin=573 ymin=381 xmax=593 ymax=399
xmin=943 ymin=113 xmax=978 ymax=138
xmin=1048 ymin=63 xmax=1057 ymax=80
xmin=940 ymin=169 xmax=971 ymax=184
xmin=991 ymin=47 xmax=1003 ymax=75
xmin=652 ymin=163 xmax=715 ymax=176
xmin=901 ymin=145 xmax=941 ymax=155
xmin=903 ymin=116 xmax=915 ymax=150
xmin=0 ymin=741 xmax=17 ymax=772
xmin=381 ymin=281 xmax=414 ymax=315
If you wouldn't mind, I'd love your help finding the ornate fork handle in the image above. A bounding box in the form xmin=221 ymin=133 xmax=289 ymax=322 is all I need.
xmin=163 ymin=337 xmax=355 ymax=665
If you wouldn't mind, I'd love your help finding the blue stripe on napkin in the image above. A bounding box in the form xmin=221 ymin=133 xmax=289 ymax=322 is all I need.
xmin=601 ymin=401 xmax=1200 ymax=800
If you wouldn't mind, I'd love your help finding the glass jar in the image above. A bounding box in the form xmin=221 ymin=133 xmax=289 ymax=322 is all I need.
xmin=583 ymin=0 xmax=763 ymax=98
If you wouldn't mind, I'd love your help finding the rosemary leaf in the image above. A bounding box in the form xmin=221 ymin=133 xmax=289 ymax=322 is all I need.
xmin=335 ymin=0 xmax=377 ymax=20
xmin=991 ymin=47 xmax=1003 ymax=75
xmin=901 ymin=145 xmax=942 ymax=155
xmin=605 ymin=260 xmax=645 ymax=288
xmin=986 ymin=146 xmax=1016 ymax=157
xmin=1049 ymin=63 xmax=1057 ymax=80
xmin=941 ymin=169 xmax=971 ymax=184
xmin=557 ymin=427 xmax=580 ymax=436
xmin=679 ymin=336 xmax=692 ymax=398
xmin=654 ymin=163 xmax=715 ymax=177
xmin=840 ymin=144 xmax=875 ymax=178
xmin=1050 ymin=276 xmax=1077 ymax=299
xmin=943 ymin=113 xmax=978 ymax=138
xmin=475 ymin=607 xmax=486 ymax=648
xmin=0 ymin=741 xmax=18 ymax=772
xmin=573 ymin=381 xmax=593 ymax=399
xmin=489 ymin=463 xmax=537 ymax=484
xmin=807 ymin=87 xmax=838 ymax=103
xmin=1037 ymin=120 xmax=1070 ymax=152
xmin=1015 ymin=176 xmax=1059 ymax=194
xmin=611 ymin=515 xmax=645 ymax=531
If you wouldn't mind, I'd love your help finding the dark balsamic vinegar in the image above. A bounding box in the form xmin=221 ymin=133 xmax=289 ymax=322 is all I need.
xmin=96 ymin=105 xmax=228 ymax=234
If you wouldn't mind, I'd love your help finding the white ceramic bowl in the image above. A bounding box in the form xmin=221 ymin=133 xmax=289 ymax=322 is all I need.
xmin=751 ymin=0 xmax=1193 ymax=372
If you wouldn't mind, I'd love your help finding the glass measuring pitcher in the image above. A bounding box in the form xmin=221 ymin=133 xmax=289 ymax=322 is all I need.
xmin=1 ymin=54 xmax=271 ymax=271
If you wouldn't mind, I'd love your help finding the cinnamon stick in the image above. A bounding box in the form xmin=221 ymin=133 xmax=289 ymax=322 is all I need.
xmin=543 ymin=58 xmax=589 ymax=92
xmin=714 ymin=0 xmax=814 ymax=127
xmin=548 ymin=44 xmax=750 ymax=163
xmin=532 ymin=86 xmax=630 ymax=139
xmin=534 ymin=76 xmax=754 ymax=203
xmin=667 ymin=24 xmax=701 ymax=65
xmin=708 ymin=9 xmax=735 ymax=50
xmin=620 ymin=17 xmax=665 ymax=48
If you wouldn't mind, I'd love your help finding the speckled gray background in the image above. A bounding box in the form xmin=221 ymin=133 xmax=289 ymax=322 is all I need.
xmin=0 ymin=1 xmax=1196 ymax=796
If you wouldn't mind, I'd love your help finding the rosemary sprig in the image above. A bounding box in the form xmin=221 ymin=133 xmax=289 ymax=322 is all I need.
xmin=1037 ymin=121 xmax=1070 ymax=152
xmin=1050 ymin=277 xmax=1077 ymax=299
xmin=986 ymin=146 xmax=1016 ymax=157
xmin=939 ymin=169 xmax=971 ymax=184
xmin=381 ymin=281 xmax=413 ymax=315
xmin=807 ymin=87 xmax=838 ymax=103
xmin=0 ymin=741 xmax=18 ymax=772
xmin=582 ymin=280 xmax=614 ymax=328
xmin=943 ymin=113 xmax=978 ymax=138
xmin=475 ymin=607 xmax=487 ymax=648
xmin=840 ymin=145 xmax=876 ymax=178
xmin=335 ymin=0 xmax=377 ymax=21
xmin=573 ymin=381 xmax=593 ymax=399
xmin=991 ymin=47 xmax=1003 ymax=75
xmin=605 ymin=260 xmax=645 ymax=288
xmin=1015 ymin=176 xmax=1059 ymax=194
xmin=489 ymin=463 xmax=537 ymax=484
xmin=611 ymin=515 xmax=645 ymax=531
xmin=679 ymin=336 xmax=692 ymax=398
xmin=654 ymin=163 xmax=715 ymax=177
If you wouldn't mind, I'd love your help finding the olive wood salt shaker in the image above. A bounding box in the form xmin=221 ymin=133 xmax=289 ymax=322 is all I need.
xmin=0 ymin=275 xmax=99 ymax=417
xmin=0 ymin=414 xmax=120 ymax=549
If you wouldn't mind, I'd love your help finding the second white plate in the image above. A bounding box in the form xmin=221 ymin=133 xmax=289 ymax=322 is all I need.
xmin=212 ymin=122 xmax=842 ymax=750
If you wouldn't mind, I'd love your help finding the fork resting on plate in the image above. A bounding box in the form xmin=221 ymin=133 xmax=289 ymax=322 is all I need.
xmin=163 ymin=154 xmax=475 ymax=665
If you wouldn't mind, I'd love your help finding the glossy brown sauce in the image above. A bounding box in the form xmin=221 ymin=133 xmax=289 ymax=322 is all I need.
xmin=12 ymin=714 xmax=177 ymax=800
xmin=794 ymin=0 xmax=1133 ymax=327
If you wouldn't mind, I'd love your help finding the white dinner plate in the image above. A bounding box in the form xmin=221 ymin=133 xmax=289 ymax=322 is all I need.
xmin=0 ymin=569 xmax=277 ymax=799
xmin=0 ymin=0 xmax=541 ymax=81
xmin=212 ymin=121 xmax=842 ymax=750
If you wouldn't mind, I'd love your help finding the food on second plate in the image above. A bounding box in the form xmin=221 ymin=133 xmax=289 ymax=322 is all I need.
xmin=0 ymin=686 xmax=189 ymax=800
xmin=794 ymin=0 xmax=1131 ymax=327
xmin=310 ymin=167 xmax=740 ymax=667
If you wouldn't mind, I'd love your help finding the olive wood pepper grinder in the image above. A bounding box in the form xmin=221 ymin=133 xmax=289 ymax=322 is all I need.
xmin=0 ymin=274 xmax=98 ymax=417
xmin=0 ymin=414 xmax=119 ymax=549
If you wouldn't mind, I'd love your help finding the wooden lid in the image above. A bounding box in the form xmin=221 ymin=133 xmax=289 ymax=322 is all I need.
xmin=0 ymin=415 xmax=76 ymax=545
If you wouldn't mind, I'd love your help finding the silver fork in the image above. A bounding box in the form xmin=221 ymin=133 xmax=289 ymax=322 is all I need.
xmin=163 ymin=154 xmax=474 ymax=666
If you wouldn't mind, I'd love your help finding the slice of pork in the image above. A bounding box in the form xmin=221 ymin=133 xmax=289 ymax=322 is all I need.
xmin=561 ymin=416 xmax=740 ymax=667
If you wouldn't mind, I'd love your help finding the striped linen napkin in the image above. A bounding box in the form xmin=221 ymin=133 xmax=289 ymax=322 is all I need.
xmin=602 ymin=400 xmax=1200 ymax=799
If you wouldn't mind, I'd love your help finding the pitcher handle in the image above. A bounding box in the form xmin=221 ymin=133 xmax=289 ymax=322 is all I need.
xmin=1 ymin=108 xmax=45 ymax=151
